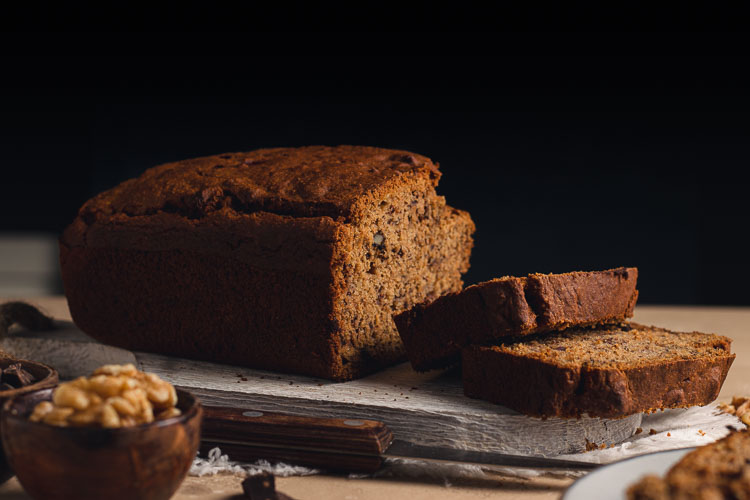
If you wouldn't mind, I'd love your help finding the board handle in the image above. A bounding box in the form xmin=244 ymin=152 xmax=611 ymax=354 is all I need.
xmin=200 ymin=406 xmax=393 ymax=473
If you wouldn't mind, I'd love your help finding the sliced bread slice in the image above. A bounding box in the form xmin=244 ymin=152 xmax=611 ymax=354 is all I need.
xmin=462 ymin=323 xmax=735 ymax=418
xmin=394 ymin=267 xmax=639 ymax=371
xmin=627 ymin=429 xmax=750 ymax=499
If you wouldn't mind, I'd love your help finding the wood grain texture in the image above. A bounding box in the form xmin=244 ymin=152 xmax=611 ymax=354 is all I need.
xmin=4 ymin=298 xmax=748 ymax=500
xmin=1 ymin=322 xmax=642 ymax=457
xmin=200 ymin=406 xmax=391 ymax=471
xmin=136 ymin=354 xmax=641 ymax=456
xmin=202 ymin=406 xmax=392 ymax=454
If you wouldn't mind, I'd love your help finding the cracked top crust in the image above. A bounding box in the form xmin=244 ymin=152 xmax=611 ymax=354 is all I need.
xmin=77 ymin=145 xmax=441 ymax=224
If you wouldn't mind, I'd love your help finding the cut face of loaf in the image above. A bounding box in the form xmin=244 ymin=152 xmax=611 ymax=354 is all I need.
xmin=627 ymin=430 xmax=750 ymax=500
xmin=462 ymin=323 xmax=735 ymax=418
xmin=394 ymin=267 xmax=639 ymax=371
xmin=60 ymin=146 xmax=475 ymax=380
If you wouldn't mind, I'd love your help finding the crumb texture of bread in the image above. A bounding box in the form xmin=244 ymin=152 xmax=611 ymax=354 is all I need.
xmin=395 ymin=267 xmax=638 ymax=371
xmin=60 ymin=146 xmax=474 ymax=380
xmin=626 ymin=475 xmax=669 ymax=500
xmin=627 ymin=430 xmax=750 ymax=500
xmin=462 ymin=323 xmax=735 ymax=418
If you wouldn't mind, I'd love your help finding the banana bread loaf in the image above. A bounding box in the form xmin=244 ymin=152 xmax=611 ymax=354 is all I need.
xmin=60 ymin=146 xmax=475 ymax=380
xmin=395 ymin=268 xmax=638 ymax=371
xmin=462 ymin=323 xmax=735 ymax=418
xmin=627 ymin=429 xmax=750 ymax=499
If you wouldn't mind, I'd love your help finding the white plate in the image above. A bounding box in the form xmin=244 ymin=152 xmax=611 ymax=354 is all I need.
xmin=563 ymin=447 xmax=695 ymax=500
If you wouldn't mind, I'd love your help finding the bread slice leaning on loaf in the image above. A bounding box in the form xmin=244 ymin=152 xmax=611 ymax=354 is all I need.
xmin=462 ymin=323 xmax=735 ymax=419
xmin=394 ymin=267 xmax=639 ymax=371
xmin=60 ymin=146 xmax=475 ymax=380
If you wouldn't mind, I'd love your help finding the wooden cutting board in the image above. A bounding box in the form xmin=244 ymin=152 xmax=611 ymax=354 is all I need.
xmin=1 ymin=322 xmax=642 ymax=457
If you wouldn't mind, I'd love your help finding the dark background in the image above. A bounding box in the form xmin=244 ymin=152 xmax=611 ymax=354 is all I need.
xmin=2 ymin=33 xmax=748 ymax=304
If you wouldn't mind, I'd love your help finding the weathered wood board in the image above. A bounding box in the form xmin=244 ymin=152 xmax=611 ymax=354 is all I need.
xmin=1 ymin=322 xmax=642 ymax=457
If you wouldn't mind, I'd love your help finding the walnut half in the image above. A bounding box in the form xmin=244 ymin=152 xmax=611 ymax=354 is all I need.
xmin=29 ymin=364 xmax=181 ymax=428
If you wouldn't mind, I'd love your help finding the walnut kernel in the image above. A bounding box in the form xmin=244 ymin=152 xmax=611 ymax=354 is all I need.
xmin=29 ymin=365 xmax=181 ymax=428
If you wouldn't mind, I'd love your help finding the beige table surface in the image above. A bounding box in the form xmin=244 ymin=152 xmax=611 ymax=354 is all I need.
xmin=1 ymin=298 xmax=749 ymax=499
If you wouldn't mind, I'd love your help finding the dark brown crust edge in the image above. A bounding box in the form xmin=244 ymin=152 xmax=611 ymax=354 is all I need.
xmin=461 ymin=330 xmax=735 ymax=419
xmin=393 ymin=277 xmax=534 ymax=372
xmin=395 ymin=267 xmax=639 ymax=372
xmin=525 ymin=267 xmax=639 ymax=330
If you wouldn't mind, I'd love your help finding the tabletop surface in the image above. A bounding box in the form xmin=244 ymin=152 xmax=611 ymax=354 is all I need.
xmin=1 ymin=297 xmax=748 ymax=500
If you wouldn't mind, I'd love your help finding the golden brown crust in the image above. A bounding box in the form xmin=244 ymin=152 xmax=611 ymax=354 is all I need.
xmin=462 ymin=324 xmax=735 ymax=419
xmin=395 ymin=268 xmax=639 ymax=371
xmin=62 ymin=208 xmax=344 ymax=272
xmin=60 ymin=146 xmax=474 ymax=381
xmin=78 ymin=146 xmax=440 ymax=224
xmin=525 ymin=267 xmax=639 ymax=329
xmin=61 ymin=212 xmax=347 ymax=378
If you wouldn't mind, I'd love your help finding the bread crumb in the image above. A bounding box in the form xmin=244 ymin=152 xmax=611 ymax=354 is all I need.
xmin=698 ymin=429 xmax=706 ymax=436
xmin=667 ymin=432 xmax=671 ymax=437
xmin=582 ymin=440 xmax=610 ymax=452
xmin=649 ymin=429 xmax=658 ymax=435
xmin=635 ymin=427 xmax=643 ymax=435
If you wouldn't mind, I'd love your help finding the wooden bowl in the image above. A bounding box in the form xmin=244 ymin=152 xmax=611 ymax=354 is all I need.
xmin=0 ymin=358 xmax=58 ymax=484
xmin=1 ymin=387 xmax=202 ymax=500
